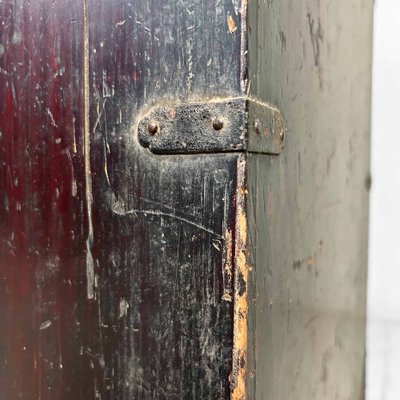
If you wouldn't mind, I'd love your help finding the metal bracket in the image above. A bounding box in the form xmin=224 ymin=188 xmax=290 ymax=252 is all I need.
xmin=137 ymin=97 xmax=285 ymax=155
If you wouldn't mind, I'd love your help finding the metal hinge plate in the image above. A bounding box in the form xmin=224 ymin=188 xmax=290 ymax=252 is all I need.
xmin=137 ymin=97 xmax=285 ymax=155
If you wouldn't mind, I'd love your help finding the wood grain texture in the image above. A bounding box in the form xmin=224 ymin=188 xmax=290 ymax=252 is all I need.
xmin=245 ymin=1 xmax=373 ymax=399
xmin=86 ymin=1 xmax=245 ymax=398
xmin=0 ymin=0 xmax=245 ymax=398
xmin=0 ymin=0 xmax=372 ymax=399
xmin=0 ymin=1 xmax=95 ymax=398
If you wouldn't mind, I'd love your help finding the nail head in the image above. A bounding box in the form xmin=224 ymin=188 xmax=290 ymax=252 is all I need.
xmin=212 ymin=117 xmax=224 ymax=131
xmin=147 ymin=121 xmax=158 ymax=135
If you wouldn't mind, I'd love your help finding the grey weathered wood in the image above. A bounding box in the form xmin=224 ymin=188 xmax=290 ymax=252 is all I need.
xmin=245 ymin=1 xmax=373 ymax=399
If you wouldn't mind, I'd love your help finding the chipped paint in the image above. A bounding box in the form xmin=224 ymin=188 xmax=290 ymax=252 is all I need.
xmin=228 ymin=14 xmax=237 ymax=33
xmin=240 ymin=0 xmax=249 ymax=93
xmin=223 ymin=229 xmax=233 ymax=302
xmin=119 ymin=298 xmax=130 ymax=318
xmin=39 ymin=320 xmax=52 ymax=330
xmin=231 ymin=154 xmax=249 ymax=400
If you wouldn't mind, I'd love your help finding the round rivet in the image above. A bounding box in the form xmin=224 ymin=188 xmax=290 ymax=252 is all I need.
xmin=147 ymin=121 xmax=158 ymax=135
xmin=254 ymin=119 xmax=262 ymax=134
xmin=212 ymin=117 xmax=224 ymax=131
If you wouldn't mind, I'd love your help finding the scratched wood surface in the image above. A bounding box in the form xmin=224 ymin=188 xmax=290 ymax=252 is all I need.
xmin=0 ymin=1 xmax=93 ymax=398
xmin=0 ymin=0 xmax=372 ymax=399
xmin=87 ymin=1 xmax=244 ymax=398
xmin=0 ymin=0 xmax=244 ymax=399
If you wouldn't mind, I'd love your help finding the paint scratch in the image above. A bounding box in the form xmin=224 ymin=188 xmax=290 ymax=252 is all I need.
xmin=39 ymin=320 xmax=52 ymax=330
xmin=228 ymin=14 xmax=237 ymax=33
xmin=83 ymin=0 xmax=95 ymax=299
xmin=112 ymin=206 xmax=222 ymax=239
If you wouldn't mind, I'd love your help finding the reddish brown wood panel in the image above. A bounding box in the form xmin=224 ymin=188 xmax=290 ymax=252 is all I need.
xmin=0 ymin=1 xmax=95 ymax=398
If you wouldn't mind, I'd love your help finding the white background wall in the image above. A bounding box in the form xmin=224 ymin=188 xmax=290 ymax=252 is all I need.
xmin=367 ymin=0 xmax=400 ymax=398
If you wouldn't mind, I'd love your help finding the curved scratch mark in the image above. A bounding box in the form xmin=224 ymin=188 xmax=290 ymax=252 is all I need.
xmin=112 ymin=207 xmax=223 ymax=239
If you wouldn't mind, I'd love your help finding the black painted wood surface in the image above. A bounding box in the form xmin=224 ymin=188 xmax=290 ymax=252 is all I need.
xmin=87 ymin=1 xmax=244 ymax=398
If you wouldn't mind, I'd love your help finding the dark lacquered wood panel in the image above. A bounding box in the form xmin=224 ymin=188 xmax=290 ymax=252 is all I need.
xmin=86 ymin=0 xmax=244 ymax=398
xmin=0 ymin=1 xmax=95 ymax=399
xmin=90 ymin=151 xmax=240 ymax=399
xmin=0 ymin=0 xmax=246 ymax=399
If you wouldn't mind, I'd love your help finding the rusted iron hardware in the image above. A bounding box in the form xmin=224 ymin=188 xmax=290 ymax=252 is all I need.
xmin=137 ymin=98 xmax=285 ymax=155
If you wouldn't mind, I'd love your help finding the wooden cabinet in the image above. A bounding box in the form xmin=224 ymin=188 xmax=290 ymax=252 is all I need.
xmin=0 ymin=0 xmax=372 ymax=398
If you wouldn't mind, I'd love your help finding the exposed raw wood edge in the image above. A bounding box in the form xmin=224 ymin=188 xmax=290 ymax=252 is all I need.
xmin=223 ymin=228 xmax=233 ymax=302
xmin=231 ymin=153 xmax=249 ymax=400
xmin=83 ymin=0 xmax=95 ymax=299
xmin=240 ymin=0 xmax=249 ymax=94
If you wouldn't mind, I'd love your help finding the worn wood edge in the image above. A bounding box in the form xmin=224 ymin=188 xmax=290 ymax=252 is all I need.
xmin=240 ymin=0 xmax=249 ymax=94
xmin=230 ymin=153 xmax=249 ymax=400
xmin=227 ymin=0 xmax=251 ymax=391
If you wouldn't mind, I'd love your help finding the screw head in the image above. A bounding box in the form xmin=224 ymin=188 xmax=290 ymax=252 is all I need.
xmin=212 ymin=117 xmax=224 ymax=131
xmin=147 ymin=121 xmax=158 ymax=135
xmin=254 ymin=119 xmax=262 ymax=134
xmin=279 ymin=130 xmax=285 ymax=143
